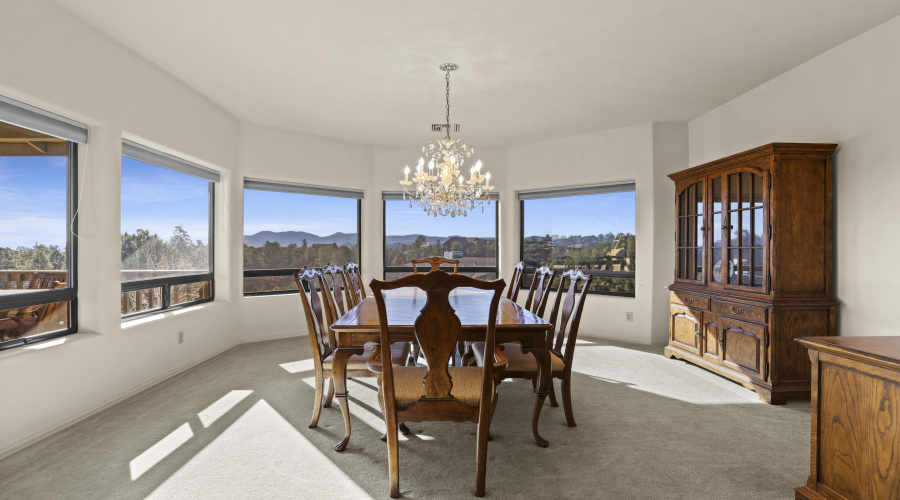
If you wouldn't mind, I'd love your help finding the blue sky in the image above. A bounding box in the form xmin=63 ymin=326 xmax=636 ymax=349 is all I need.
xmin=0 ymin=156 xmax=68 ymax=248
xmin=244 ymin=190 xmax=358 ymax=236
xmin=121 ymin=157 xmax=210 ymax=243
xmin=385 ymin=200 xmax=497 ymax=238
xmin=523 ymin=191 xmax=635 ymax=238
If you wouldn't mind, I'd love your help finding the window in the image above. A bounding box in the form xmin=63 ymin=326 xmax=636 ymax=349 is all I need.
xmin=121 ymin=140 xmax=218 ymax=318
xmin=0 ymin=95 xmax=85 ymax=350
xmin=243 ymin=179 xmax=362 ymax=295
xmin=383 ymin=193 xmax=498 ymax=280
xmin=519 ymin=182 xmax=636 ymax=296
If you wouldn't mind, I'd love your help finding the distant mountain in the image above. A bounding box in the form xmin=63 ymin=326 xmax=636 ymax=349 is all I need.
xmin=243 ymin=231 xmax=357 ymax=247
xmin=385 ymin=234 xmax=496 ymax=246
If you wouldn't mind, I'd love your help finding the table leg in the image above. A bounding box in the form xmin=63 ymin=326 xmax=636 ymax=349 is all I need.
xmin=332 ymin=348 xmax=354 ymax=452
xmin=530 ymin=347 xmax=551 ymax=447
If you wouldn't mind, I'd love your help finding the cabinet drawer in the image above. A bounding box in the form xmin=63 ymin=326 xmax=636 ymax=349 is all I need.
xmin=710 ymin=299 xmax=767 ymax=323
xmin=671 ymin=292 xmax=709 ymax=310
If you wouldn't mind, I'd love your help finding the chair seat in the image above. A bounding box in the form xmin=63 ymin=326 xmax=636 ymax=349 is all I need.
xmin=323 ymin=342 xmax=410 ymax=372
xmin=472 ymin=342 xmax=565 ymax=374
xmin=390 ymin=366 xmax=484 ymax=409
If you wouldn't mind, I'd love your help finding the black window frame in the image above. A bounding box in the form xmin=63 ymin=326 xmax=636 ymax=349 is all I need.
xmin=242 ymin=186 xmax=362 ymax=297
xmin=519 ymin=185 xmax=636 ymax=297
xmin=0 ymin=141 xmax=79 ymax=351
xmin=120 ymin=150 xmax=216 ymax=321
xmin=382 ymin=196 xmax=500 ymax=279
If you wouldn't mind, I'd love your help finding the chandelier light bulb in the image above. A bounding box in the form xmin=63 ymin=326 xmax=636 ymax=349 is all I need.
xmin=474 ymin=159 xmax=482 ymax=170
xmin=403 ymin=166 xmax=410 ymax=182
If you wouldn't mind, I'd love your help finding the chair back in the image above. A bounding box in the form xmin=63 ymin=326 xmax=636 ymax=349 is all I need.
xmin=545 ymin=268 xmax=593 ymax=368
xmin=412 ymin=256 xmax=460 ymax=274
xmin=524 ymin=265 xmax=556 ymax=317
xmin=322 ymin=264 xmax=350 ymax=317
xmin=506 ymin=261 xmax=525 ymax=301
xmin=294 ymin=268 xmax=336 ymax=364
xmin=370 ymin=271 xmax=505 ymax=415
xmin=344 ymin=261 xmax=366 ymax=305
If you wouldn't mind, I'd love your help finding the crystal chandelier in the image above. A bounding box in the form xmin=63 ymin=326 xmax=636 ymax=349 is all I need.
xmin=400 ymin=63 xmax=494 ymax=217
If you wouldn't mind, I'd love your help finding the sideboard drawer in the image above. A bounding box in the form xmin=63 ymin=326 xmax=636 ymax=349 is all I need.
xmin=671 ymin=292 xmax=709 ymax=310
xmin=710 ymin=299 xmax=767 ymax=323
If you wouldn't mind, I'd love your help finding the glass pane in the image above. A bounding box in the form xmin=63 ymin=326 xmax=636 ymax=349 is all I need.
xmin=728 ymin=249 xmax=740 ymax=284
xmin=741 ymin=210 xmax=751 ymax=246
xmin=752 ymin=174 xmax=764 ymax=207
xmin=712 ymin=177 xmax=722 ymax=213
xmin=753 ymin=208 xmax=764 ymax=246
xmin=730 ymin=210 xmax=739 ymax=246
xmin=741 ymin=172 xmax=752 ymax=208
xmin=740 ymin=249 xmax=751 ymax=285
xmin=695 ymin=249 xmax=703 ymax=281
xmin=0 ymin=301 xmax=69 ymax=343
xmin=122 ymin=157 xmax=210 ymax=282
xmin=695 ymin=216 xmax=704 ymax=247
xmin=121 ymin=287 xmax=163 ymax=316
xmin=244 ymin=191 xmax=359 ymax=271
xmin=679 ymin=217 xmax=688 ymax=247
xmin=712 ymin=248 xmax=723 ymax=283
xmin=686 ymin=184 xmax=695 ymax=215
xmin=729 ymin=174 xmax=739 ymax=210
xmin=752 ymin=248 xmax=764 ymax=287
xmin=243 ymin=275 xmax=298 ymax=294
xmin=679 ymin=250 xmax=688 ymax=279
xmin=170 ymin=280 xmax=212 ymax=307
xmin=712 ymin=213 xmax=722 ymax=248
xmin=0 ymin=121 xmax=69 ymax=279
xmin=687 ymin=216 xmax=696 ymax=247
xmin=694 ymin=182 xmax=703 ymax=215
xmin=387 ymin=199 xmax=497 ymax=269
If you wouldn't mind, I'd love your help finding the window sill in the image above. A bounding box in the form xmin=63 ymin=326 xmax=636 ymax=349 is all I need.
xmin=0 ymin=331 xmax=102 ymax=361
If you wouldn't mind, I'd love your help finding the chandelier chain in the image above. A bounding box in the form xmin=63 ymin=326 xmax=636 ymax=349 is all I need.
xmin=445 ymin=69 xmax=451 ymax=139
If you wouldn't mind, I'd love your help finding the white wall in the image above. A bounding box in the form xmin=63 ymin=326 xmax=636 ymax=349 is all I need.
xmin=688 ymin=15 xmax=900 ymax=337
xmin=0 ymin=0 xmax=242 ymax=457
xmin=505 ymin=122 xmax=687 ymax=345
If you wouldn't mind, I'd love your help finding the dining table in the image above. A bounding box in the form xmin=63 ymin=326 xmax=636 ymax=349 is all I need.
xmin=329 ymin=286 xmax=554 ymax=451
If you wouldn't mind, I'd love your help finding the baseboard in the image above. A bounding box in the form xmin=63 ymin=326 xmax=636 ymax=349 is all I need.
xmin=0 ymin=339 xmax=238 ymax=461
xmin=238 ymin=330 xmax=303 ymax=344
xmin=580 ymin=332 xmax=667 ymax=346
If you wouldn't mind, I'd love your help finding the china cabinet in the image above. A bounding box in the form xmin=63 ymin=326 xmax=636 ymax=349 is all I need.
xmin=665 ymin=143 xmax=837 ymax=404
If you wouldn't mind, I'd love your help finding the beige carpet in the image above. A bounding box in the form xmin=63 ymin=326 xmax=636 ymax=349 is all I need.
xmin=0 ymin=337 xmax=811 ymax=499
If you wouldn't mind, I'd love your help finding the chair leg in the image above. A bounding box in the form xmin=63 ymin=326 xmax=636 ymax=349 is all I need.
xmin=548 ymin=377 xmax=559 ymax=408
xmin=531 ymin=374 xmax=537 ymax=392
xmin=487 ymin=389 xmax=499 ymax=442
xmin=410 ymin=342 xmax=420 ymax=366
xmin=384 ymin=401 xmax=401 ymax=498
xmin=310 ymin=371 xmax=324 ymax=428
xmin=561 ymin=373 xmax=576 ymax=427
xmin=324 ymin=376 xmax=335 ymax=408
xmin=475 ymin=403 xmax=492 ymax=496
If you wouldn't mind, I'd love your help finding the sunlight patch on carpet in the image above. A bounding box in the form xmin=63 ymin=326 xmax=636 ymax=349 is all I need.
xmin=145 ymin=400 xmax=372 ymax=499
xmin=280 ymin=358 xmax=315 ymax=373
xmin=130 ymin=422 xmax=194 ymax=481
xmin=198 ymin=390 xmax=253 ymax=428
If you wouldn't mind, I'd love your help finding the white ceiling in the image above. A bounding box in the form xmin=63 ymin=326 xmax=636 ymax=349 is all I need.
xmin=57 ymin=0 xmax=900 ymax=146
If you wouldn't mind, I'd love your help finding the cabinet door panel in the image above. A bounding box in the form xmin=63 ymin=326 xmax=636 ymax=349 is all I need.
xmin=702 ymin=314 xmax=723 ymax=364
xmin=670 ymin=306 xmax=701 ymax=355
xmin=722 ymin=167 xmax=769 ymax=293
xmin=675 ymin=180 xmax=706 ymax=284
xmin=721 ymin=318 xmax=767 ymax=381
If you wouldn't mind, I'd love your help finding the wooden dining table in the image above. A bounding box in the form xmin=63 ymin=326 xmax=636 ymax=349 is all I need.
xmin=329 ymin=286 xmax=554 ymax=451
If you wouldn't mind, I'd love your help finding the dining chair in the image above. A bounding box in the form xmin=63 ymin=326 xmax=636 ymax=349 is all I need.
xmin=344 ymin=261 xmax=366 ymax=307
xmin=471 ymin=268 xmax=592 ymax=427
xmin=462 ymin=265 xmax=554 ymax=366
xmin=367 ymin=271 xmax=508 ymax=497
xmin=506 ymin=261 xmax=526 ymax=301
xmin=321 ymin=263 xmax=352 ymax=317
xmin=412 ymin=256 xmax=460 ymax=273
xmin=294 ymin=268 xmax=411 ymax=429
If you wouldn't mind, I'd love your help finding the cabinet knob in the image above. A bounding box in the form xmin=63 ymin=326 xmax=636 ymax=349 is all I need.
xmin=729 ymin=305 xmax=744 ymax=314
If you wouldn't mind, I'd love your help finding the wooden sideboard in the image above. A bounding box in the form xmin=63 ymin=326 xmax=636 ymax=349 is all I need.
xmin=665 ymin=143 xmax=837 ymax=404
xmin=795 ymin=336 xmax=900 ymax=500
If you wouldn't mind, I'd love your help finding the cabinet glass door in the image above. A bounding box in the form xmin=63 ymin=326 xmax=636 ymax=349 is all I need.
xmin=708 ymin=176 xmax=725 ymax=288
xmin=722 ymin=171 xmax=767 ymax=291
xmin=675 ymin=181 xmax=705 ymax=283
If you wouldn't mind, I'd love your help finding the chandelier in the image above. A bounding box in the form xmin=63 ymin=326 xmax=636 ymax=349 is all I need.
xmin=400 ymin=63 xmax=494 ymax=217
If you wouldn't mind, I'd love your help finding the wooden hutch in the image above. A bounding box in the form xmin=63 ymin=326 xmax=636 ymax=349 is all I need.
xmin=665 ymin=143 xmax=837 ymax=404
